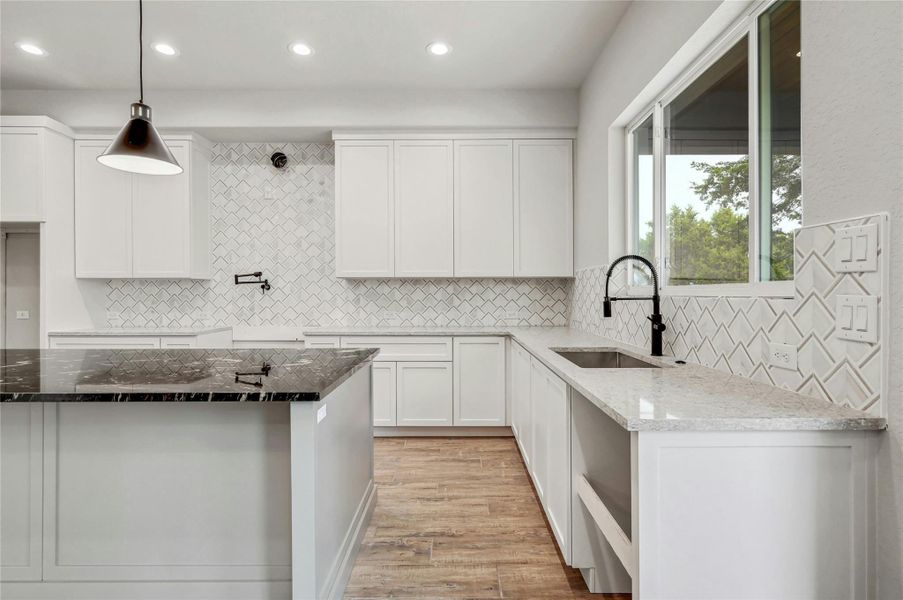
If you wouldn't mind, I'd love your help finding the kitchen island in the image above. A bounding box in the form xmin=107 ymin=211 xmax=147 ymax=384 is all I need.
xmin=0 ymin=348 xmax=377 ymax=600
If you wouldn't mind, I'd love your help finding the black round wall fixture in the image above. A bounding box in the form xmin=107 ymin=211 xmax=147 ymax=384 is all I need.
xmin=270 ymin=152 xmax=288 ymax=169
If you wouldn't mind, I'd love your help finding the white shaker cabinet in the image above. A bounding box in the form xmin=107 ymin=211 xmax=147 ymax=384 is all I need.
xmin=74 ymin=140 xmax=133 ymax=277
xmin=394 ymin=140 xmax=454 ymax=277
xmin=0 ymin=118 xmax=75 ymax=223
xmin=510 ymin=341 xmax=533 ymax=468
xmin=335 ymin=141 xmax=394 ymax=277
xmin=396 ymin=361 xmax=453 ymax=426
xmin=372 ymin=362 xmax=398 ymax=427
xmin=544 ymin=368 xmax=571 ymax=561
xmin=530 ymin=357 xmax=549 ymax=502
xmin=453 ymin=337 xmax=506 ymax=426
xmin=74 ymin=135 xmax=211 ymax=279
xmin=453 ymin=140 xmax=514 ymax=276
xmin=514 ymin=140 xmax=573 ymax=277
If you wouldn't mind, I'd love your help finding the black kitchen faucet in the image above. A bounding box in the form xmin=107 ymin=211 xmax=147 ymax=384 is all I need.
xmin=602 ymin=255 xmax=666 ymax=357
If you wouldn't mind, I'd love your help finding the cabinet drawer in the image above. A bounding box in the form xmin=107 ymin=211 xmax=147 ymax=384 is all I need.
xmin=340 ymin=336 xmax=452 ymax=362
xmin=49 ymin=336 xmax=161 ymax=349
xmin=303 ymin=337 xmax=341 ymax=349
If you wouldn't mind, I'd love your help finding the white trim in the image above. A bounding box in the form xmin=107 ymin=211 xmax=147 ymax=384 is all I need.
xmin=373 ymin=425 xmax=512 ymax=437
xmin=576 ymin=475 xmax=634 ymax=578
xmin=332 ymin=128 xmax=577 ymax=141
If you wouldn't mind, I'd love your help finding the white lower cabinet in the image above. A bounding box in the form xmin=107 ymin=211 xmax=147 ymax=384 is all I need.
xmin=453 ymin=337 xmax=506 ymax=426
xmin=511 ymin=353 xmax=570 ymax=563
xmin=544 ymin=369 xmax=571 ymax=561
xmin=0 ymin=404 xmax=42 ymax=582
xmin=396 ymin=362 xmax=453 ymax=426
xmin=372 ymin=362 xmax=398 ymax=427
xmin=530 ymin=357 xmax=549 ymax=502
xmin=511 ymin=341 xmax=533 ymax=468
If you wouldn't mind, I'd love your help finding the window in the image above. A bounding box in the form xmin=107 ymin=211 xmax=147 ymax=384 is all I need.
xmin=627 ymin=0 xmax=801 ymax=294
xmin=630 ymin=114 xmax=654 ymax=285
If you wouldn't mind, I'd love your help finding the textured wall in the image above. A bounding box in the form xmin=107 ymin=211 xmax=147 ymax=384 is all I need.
xmin=800 ymin=2 xmax=903 ymax=596
xmin=570 ymin=214 xmax=888 ymax=417
xmin=105 ymin=143 xmax=571 ymax=329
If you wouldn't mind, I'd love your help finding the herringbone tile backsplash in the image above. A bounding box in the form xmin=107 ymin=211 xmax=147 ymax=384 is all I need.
xmin=570 ymin=214 xmax=888 ymax=416
xmin=105 ymin=143 xmax=571 ymax=329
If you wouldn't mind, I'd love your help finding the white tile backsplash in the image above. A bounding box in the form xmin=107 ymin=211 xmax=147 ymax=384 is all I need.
xmin=570 ymin=214 xmax=888 ymax=416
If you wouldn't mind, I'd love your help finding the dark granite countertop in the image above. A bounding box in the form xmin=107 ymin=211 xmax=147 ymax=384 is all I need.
xmin=0 ymin=348 xmax=377 ymax=402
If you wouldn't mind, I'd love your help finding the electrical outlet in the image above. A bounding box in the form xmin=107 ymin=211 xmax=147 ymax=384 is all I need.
xmin=15 ymin=310 xmax=29 ymax=320
xmin=767 ymin=342 xmax=798 ymax=370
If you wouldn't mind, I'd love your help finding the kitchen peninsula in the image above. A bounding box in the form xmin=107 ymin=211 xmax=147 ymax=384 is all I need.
xmin=0 ymin=348 xmax=377 ymax=600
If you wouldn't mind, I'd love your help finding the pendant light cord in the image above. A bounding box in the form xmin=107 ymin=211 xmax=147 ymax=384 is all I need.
xmin=138 ymin=0 xmax=144 ymax=103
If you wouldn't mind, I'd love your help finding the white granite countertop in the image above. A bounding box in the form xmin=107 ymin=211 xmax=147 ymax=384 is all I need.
xmin=48 ymin=327 xmax=232 ymax=337
xmin=303 ymin=326 xmax=886 ymax=433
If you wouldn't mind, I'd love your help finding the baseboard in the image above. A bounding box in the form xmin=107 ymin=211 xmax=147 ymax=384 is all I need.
xmin=323 ymin=479 xmax=377 ymax=600
xmin=374 ymin=426 xmax=513 ymax=437
xmin=0 ymin=581 xmax=291 ymax=600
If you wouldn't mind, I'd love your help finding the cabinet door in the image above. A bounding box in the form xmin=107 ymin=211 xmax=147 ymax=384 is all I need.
xmin=335 ymin=141 xmax=394 ymax=277
xmin=0 ymin=404 xmax=42 ymax=581
xmin=0 ymin=130 xmax=43 ymax=221
xmin=453 ymin=337 xmax=506 ymax=426
xmin=545 ymin=372 xmax=570 ymax=561
xmin=304 ymin=336 xmax=341 ymax=349
xmin=75 ymin=141 xmax=133 ymax=277
xmin=453 ymin=140 xmax=514 ymax=276
xmin=49 ymin=336 xmax=161 ymax=349
xmin=394 ymin=140 xmax=453 ymax=277
xmin=530 ymin=358 xmax=549 ymax=501
xmin=396 ymin=362 xmax=453 ymax=426
xmin=511 ymin=342 xmax=532 ymax=468
xmin=372 ymin=362 xmax=397 ymax=427
xmin=133 ymin=142 xmax=192 ymax=277
xmin=514 ymin=140 xmax=573 ymax=277
xmin=159 ymin=336 xmax=197 ymax=349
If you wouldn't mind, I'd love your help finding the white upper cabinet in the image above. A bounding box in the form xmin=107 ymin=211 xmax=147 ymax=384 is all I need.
xmin=74 ymin=140 xmax=133 ymax=277
xmin=1 ymin=118 xmax=74 ymax=223
xmin=74 ymin=135 xmax=211 ymax=279
xmin=514 ymin=140 xmax=573 ymax=277
xmin=394 ymin=140 xmax=454 ymax=277
xmin=453 ymin=140 xmax=514 ymax=277
xmin=132 ymin=142 xmax=192 ymax=277
xmin=332 ymin=131 xmax=573 ymax=279
xmin=335 ymin=141 xmax=394 ymax=277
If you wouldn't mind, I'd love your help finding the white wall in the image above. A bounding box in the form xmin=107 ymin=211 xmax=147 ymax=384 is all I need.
xmin=2 ymin=232 xmax=40 ymax=347
xmin=0 ymin=89 xmax=578 ymax=141
xmin=800 ymin=1 xmax=903 ymax=596
xmin=574 ymin=0 xmax=720 ymax=270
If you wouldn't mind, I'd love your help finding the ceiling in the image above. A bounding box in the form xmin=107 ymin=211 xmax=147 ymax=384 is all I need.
xmin=0 ymin=1 xmax=629 ymax=91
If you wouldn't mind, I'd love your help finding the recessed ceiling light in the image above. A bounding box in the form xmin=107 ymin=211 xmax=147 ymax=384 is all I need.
xmin=426 ymin=42 xmax=451 ymax=56
xmin=153 ymin=42 xmax=178 ymax=56
xmin=289 ymin=42 xmax=314 ymax=56
xmin=16 ymin=42 xmax=47 ymax=56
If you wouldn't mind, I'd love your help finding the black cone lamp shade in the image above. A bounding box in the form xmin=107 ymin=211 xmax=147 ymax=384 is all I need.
xmin=97 ymin=0 xmax=181 ymax=176
xmin=98 ymin=102 xmax=182 ymax=175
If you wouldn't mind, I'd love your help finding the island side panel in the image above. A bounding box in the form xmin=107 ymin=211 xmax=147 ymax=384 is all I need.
xmin=40 ymin=402 xmax=292 ymax=583
xmin=632 ymin=429 xmax=873 ymax=600
xmin=290 ymin=363 xmax=375 ymax=600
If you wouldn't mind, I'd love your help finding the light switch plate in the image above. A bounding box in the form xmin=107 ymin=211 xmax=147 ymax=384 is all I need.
xmin=767 ymin=342 xmax=798 ymax=370
xmin=836 ymin=295 xmax=878 ymax=343
xmin=834 ymin=223 xmax=878 ymax=272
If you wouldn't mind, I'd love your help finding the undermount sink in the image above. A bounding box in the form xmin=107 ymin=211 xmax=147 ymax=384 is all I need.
xmin=553 ymin=349 xmax=660 ymax=369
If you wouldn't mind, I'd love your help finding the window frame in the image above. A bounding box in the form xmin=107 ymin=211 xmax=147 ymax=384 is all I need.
xmin=625 ymin=0 xmax=796 ymax=298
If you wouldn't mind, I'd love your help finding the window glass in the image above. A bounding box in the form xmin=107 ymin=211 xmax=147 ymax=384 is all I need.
xmin=664 ymin=37 xmax=749 ymax=286
xmin=759 ymin=0 xmax=801 ymax=281
xmin=631 ymin=115 xmax=654 ymax=285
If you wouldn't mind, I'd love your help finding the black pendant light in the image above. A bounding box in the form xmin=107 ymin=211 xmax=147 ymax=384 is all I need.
xmin=97 ymin=0 xmax=182 ymax=175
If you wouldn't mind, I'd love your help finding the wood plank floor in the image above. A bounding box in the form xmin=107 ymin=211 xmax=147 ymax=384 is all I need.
xmin=344 ymin=437 xmax=630 ymax=599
